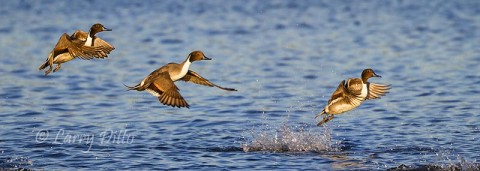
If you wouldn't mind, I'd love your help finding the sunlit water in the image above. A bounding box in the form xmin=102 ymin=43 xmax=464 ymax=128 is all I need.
xmin=1 ymin=1 xmax=479 ymax=170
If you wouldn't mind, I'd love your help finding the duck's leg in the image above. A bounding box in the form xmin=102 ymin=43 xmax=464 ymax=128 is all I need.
xmin=53 ymin=64 xmax=61 ymax=72
xmin=44 ymin=66 xmax=52 ymax=75
xmin=44 ymin=51 xmax=55 ymax=75
xmin=317 ymin=114 xmax=334 ymax=126
xmin=315 ymin=109 xmax=326 ymax=119
xmin=325 ymin=114 xmax=334 ymax=123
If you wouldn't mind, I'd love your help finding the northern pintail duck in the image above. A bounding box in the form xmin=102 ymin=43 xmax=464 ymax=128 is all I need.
xmin=38 ymin=23 xmax=115 ymax=75
xmin=125 ymin=51 xmax=237 ymax=108
xmin=316 ymin=68 xmax=390 ymax=126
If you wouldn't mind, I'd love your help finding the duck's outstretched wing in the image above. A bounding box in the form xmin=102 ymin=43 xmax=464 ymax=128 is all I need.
xmin=181 ymin=70 xmax=237 ymax=91
xmin=366 ymin=82 xmax=391 ymax=100
xmin=93 ymin=36 xmax=115 ymax=54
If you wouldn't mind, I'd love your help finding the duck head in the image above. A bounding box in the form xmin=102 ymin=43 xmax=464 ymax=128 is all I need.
xmin=89 ymin=23 xmax=112 ymax=36
xmin=361 ymin=68 xmax=381 ymax=83
xmin=188 ymin=50 xmax=211 ymax=62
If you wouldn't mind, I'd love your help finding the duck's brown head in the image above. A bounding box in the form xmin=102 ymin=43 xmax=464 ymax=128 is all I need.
xmin=188 ymin=50 xmax=211 ymax=62
xmin=89 ymin=23 xmax=112 ymax=36
xmin=361 ymin=68 xmax=381 ymax=82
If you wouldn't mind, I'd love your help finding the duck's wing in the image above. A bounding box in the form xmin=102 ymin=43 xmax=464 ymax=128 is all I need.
xmin=149 ymin=72 xmax=190 ymax=108
xmin=327 ymin=80 xmax=348 ymax=104
xmin=366 ymin=82 xmax=391 ymax=100
xmin=328 ymin=80 xmax=363 ymax=106
xmin=70 ymin=30 xmax=114 ymax=59
xmin=180 ymin=70 xmax=237 ymax=91
xmin=71 ymin=30 xmax=88 ymax=41
xmin=53 ymin=33 xmax=105 ymax=60
xmin=93 ymin=36 xmax=115 ymax=54
xmin=346 ymin=78 xmax=363 ymax=96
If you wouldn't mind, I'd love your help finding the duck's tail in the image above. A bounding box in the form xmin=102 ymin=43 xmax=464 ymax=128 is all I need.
xmin=38 ymin=61 xmax=49 ymax=70
xmin=123 ymin=83 xmax=142 ymax=91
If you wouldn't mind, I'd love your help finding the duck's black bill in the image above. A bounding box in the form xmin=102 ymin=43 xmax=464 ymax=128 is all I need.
xmin=373 ymin=74 xmax=381 ymax=77
xmin=203 ymin=56 xmax=212 ymax=60
xmin=104 ymin=27 xmax=113 ymax=31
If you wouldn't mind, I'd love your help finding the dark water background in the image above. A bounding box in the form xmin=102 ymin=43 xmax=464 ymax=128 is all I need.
xmin=1 ymin=1 xmax=479 ymax=170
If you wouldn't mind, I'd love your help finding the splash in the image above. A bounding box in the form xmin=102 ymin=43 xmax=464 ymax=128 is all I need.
xmin=389 ymin=152 xmax=480 ymax=171
xmin=241 ymin=120 xmax=338 ymax=153
xmin=0 ymin=156 xmax=33 ymax=170
xmin=389 ymin=162 xmax=480 ymax=171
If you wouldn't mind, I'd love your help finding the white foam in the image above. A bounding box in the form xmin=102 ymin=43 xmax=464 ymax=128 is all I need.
xmin=241 ymin=120 xmax=337 ymax=153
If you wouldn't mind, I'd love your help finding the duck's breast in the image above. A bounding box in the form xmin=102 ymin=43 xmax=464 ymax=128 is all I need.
xmin=169 ymin=62 xmax=190 ymax=81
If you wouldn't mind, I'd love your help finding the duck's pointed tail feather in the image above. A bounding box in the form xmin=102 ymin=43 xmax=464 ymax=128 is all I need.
xmin=38 ymin=61 xmax=49 ymax=70
xmin=123 ymin=83 xmax=141 ymax=91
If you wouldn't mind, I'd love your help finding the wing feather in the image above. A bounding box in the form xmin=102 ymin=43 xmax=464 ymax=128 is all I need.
xmin=149 ymin=72 xmax=190 ymax=108
xmin=53 ymin=33 xmax=105 ymax=60
xmin=181 ymin=70 xmax=237 ymax=91
xmin=327 ymin=80 xmax=348 ymax=105
xmin=70 ymin=30 xmax=115 ymax=60
xmin=346 ymin=78 xmax=363 ymax=96
xmin=366 ymin=83 xmax=391 ymax=100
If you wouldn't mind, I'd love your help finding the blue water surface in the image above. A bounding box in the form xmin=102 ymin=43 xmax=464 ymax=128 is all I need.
xmin=1 ymin=0 xmax=479 ymax=170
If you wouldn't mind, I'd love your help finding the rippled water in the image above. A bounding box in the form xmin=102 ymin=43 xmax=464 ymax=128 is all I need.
xmin=1 ymin=0 xmax=480 ymax=170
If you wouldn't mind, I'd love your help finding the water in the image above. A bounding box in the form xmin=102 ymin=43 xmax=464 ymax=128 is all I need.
xmin=1 ymin=0 xmax=479 ymax=170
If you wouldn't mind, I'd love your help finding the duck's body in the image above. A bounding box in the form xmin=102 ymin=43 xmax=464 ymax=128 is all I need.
xmin=38 ymin=23 xmax=114 ymax=75
xmin=316 ymin=68 xmax=390 ymax=126
xmin=126 ymin=51 xmax=237 ymax=108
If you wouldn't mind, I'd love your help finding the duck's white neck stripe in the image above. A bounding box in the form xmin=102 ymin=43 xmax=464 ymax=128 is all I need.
xmin=85 ymin=34 xmax=93 ymax=46
xmin=359 ymin=82 xmax=368 ymax=99
xmin=171 ymin=58 xmax=191 ymax=81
